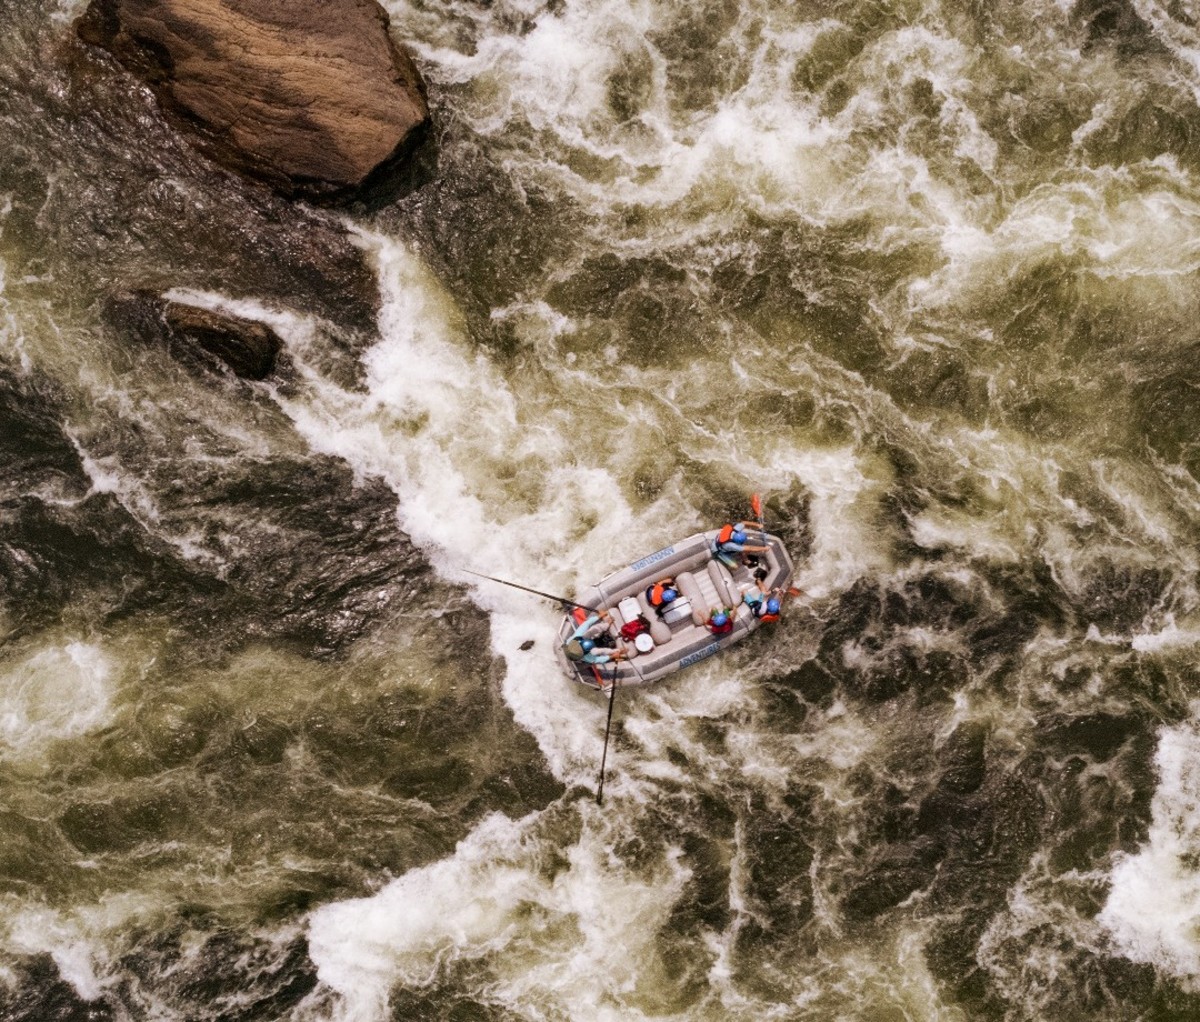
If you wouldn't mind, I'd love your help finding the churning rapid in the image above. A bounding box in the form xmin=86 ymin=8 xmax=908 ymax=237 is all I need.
xmin=3 ymin=0 xmax=1200 ymax=1018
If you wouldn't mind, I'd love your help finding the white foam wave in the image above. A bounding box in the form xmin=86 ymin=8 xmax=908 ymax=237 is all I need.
xmin=1129 ymin=1 xmax=1200 ymax=104
xmin=909 ymin=510 xmax=1022 ymax=562
xmin=1130 ymin=616 xmax=1200 ymax=652
xmin=976 ymin=853 xmax=1110 ymax=1019
xmin=0 ymin=253 xmax=33 ymax=374
xmin=0 ymin=891 xmax=163 ymax=1002
xmin=1100 ymin=709 xmax=1200 ymax=988
xmin=778 ymin=446 xmax=894 ymax=599
xmin=49 ymin=0 xmax=90 ymax=22
xmin=906 ymin=169 xmax=1200 ymax=323
xmin=394 ymin=0 xmax=670 ymax=153
xmin=211 ymin=228 xmax=649 ymax=783
xmin=388 ymin=0 xmax=843 ymax=216
xmin=0 ymin=641 xmax=115 ymax=766
xmin=66 ymin=434 xmax=221 ymax=567
xmin=307 ymin=809 xmax=691 ymax=1022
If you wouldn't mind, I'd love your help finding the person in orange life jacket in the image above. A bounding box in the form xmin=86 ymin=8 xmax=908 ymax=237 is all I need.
xmin=562 ymin=609 xmax=628 ymax=664
xmin=706 ymin=607 xmax=735 ymax=635
xmin=645 ymin=577 xmax=679 ymax=617
xmin=712 ymin=522 xmax=769 ymax=567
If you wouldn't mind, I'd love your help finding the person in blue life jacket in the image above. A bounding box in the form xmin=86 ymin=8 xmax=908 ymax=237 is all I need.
xmin=712 ymin=522 xmax=769 ymax=567
xmin=741 ymin=584 xmax=766 ymax=612
xmin=562 ymin=608 xmax=628 ymax=665
xmin=753 ymin=595 xmax=783 ymax=624
xmin=743 ymin=585 xmax=784 ymax=623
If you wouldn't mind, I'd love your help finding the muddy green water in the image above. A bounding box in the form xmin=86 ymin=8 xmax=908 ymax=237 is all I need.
xmin=3 ymin=0 xmax=1200 ymax=1019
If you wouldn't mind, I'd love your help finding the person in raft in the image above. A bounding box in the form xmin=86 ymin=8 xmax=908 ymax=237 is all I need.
xmin=706 ymin=607 xmax=735 ymax=636
xmin=562 ymin=609 xmax=628 ymax=665
xmin=712 ymin=522 xmax=769 ymax=568
xmin=645 ymin=577 xmax=679 ymax=617
xmin=743 ymin=584 xmax=784 ymax=623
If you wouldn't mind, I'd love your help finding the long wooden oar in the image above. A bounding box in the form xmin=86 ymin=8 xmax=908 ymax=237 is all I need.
xmin=461 ymin=569 xmax=594 ymax=613
xmin=593 ymin=647 xmax=647 ymax=804
xmin=595 ymin=676 xmax=618 ymax=805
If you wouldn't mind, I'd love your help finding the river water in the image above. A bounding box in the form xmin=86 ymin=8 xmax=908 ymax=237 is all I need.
xmin=2 ymin=0 xmax=1200 ymax=1018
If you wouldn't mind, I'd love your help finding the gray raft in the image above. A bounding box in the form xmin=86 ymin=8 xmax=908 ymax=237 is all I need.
xmin=555 ymin=528 xmax=795 ymax=689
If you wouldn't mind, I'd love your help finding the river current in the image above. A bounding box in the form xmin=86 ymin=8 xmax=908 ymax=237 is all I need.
xmin=2 ymin=0 xmax=1200 ymax=1018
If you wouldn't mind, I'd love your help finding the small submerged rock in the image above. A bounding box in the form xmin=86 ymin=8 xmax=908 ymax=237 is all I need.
xmin=108 ymin=290 xmax=283 ymax=379
xmin=161 ymin=301 xmax=282 ymax=380
xmin=77 ymin=0 xmax=431 ymax=201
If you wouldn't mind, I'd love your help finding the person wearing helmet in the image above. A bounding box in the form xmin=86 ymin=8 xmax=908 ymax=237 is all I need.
xmin=757 ymin=597 xmax=782 ymax=624
xmin=706 ymin=606 xmax=735 ymax=636
xmin=562 ymin=608 xmax=628 ymax=664
xmin=742 ymin=583 xmax=767 ymax=611
xmin=744 ymin=586 xmax=784 ymax=624
xmin=577 ymin=637 xmax=623 ymax=665
xmin=712 ymin=521 xmax=769 ymax=568
xmin=645 ymin=577 xmax=679 ymax=617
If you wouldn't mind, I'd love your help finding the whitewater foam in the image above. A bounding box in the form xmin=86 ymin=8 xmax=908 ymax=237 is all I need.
xmin=0 ymin=890 xmax=167 ymax=1003
xmin=307 ymin=808 xmax=691 ymax=1021
xmin=1100 ymin=710 xmax=1200 ymax=989
xmin=0 ymin=254 xmax=33 ymax=375
xmin=226 ymin=228 xmax=653 ymax=784
xmin=776 ymin=446 xmax=893 ymax=598
xmin=0 ymin=641 xmax=115 ymax=766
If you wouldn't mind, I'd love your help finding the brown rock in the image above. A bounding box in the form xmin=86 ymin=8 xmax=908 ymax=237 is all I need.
xmin=162 ymin=301 xmax=282 ymax=379
xmin=77 ymin=0 xmax=430 ymax=200
xmin=108 ymin=290 xmax=283 ymax=379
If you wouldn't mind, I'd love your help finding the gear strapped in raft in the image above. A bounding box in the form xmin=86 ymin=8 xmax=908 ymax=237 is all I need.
xmin=554 ymin=527 xmax=795 ymax=689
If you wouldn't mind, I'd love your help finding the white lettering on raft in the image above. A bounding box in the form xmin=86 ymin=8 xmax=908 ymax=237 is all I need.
xmin=630 ymin=545 xmax=676 ymax=572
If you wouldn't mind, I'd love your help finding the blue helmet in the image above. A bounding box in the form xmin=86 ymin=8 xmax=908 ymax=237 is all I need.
xmin=580 ymin=639 xmax=595 ymax=652
xmin=766 ymin=599 xmax=781 ymax=614
xmin=662 ymin=588 xmax=678 ymax=603
xmin=732 ymin=530 xmax=748 ymax=544
xmin=712 ymin=612 xmax=728 ymax=627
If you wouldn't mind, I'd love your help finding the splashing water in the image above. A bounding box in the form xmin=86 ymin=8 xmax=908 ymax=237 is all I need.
xmin=3 ymin=0 xmax=1200 ymax=1019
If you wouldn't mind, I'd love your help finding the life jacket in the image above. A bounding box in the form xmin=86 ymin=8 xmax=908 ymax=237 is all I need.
xmin=758 ymin=609 xmax=780 ymax=624
xmin=646 ymin=579 xmax=675 ymax=608
xmin=563 ymin=638 xmax=586 ymax=661
xmin=716 ymin=523 xmax=736 ymax=545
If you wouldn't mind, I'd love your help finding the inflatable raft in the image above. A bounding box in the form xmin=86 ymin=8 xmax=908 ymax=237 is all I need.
xmin=555 ymin=528 xmax=795 ymax=689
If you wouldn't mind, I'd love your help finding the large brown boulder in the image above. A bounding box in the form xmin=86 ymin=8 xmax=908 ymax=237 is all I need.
xmin=77 ymin=0 xmax=430 ymax=201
